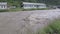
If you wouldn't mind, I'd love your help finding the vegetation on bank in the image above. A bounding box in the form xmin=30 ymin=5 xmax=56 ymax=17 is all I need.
xmin=23 ymin=8 xmax=49 ymax=11
xmin=0 ymin=0 xmax=60 ymax=6
xmin=36 ymin=19 xmax=60 ymax=34
xmin=45 ymin=19 xmax=60 ymax=34
xmin=0 ymin=9 xmax=9 ymax=12
xmin=0 ymin=8 xmax=49 ymax=12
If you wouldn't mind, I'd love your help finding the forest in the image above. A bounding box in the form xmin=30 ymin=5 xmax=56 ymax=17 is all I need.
xmin=0 ymin=0 xmax=60 ymax=7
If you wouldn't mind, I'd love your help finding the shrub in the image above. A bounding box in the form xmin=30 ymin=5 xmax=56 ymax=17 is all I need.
xmin=22 ymin=8 xmax=49 ymax=11
xmin=35 ymin=19 xmax=60 ymax=34
xmin=44 ymin=19 xmax=60 ymax=34
xmin=0 ymin=9 xmax=9 ymax=12
xmin=8 ymin=8 xmax=23 ymax=12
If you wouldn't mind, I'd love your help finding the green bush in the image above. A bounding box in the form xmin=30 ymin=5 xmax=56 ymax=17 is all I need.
xmin=0 ymin=9 xmax=9 ymax=12
xmin=35 ymin=19 xmax=60 ymax=34
xmin=44 ymin=19 xmax=60 ymax=34
xmin=22 ymin=8 xmax=49 ymax=11
xmin=9 ymin=8 xmax=24 ymax=12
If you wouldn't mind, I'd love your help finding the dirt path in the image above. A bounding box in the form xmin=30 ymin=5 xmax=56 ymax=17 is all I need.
xmin=0 ymin=9 xmax=60 ymax=34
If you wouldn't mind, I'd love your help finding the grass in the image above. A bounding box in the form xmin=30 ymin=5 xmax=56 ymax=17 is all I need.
xmin=23 ymin=8 xmax=49 ymax=11
xmin=45 ymin=19 xmax=60 ymax=34
xmin=35 ymin=19 xmax=60 ymax=34
xmin=0 ymin=8 xmax=49 ymax=12
xmin=0 ymin=9 xmax=9 ymax=12
xmin=0 ymin=8 xmax=23 ymax=12
xmin=8 ymin=8 xmax=23 ymax=12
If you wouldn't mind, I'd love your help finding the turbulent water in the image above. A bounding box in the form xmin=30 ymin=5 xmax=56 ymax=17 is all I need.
xmin=0 ymin=9 xmax=60 ymax=34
